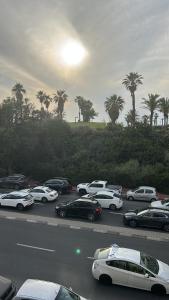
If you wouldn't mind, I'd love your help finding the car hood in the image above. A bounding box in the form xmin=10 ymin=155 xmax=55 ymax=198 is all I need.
xmin=158 ymin=260 xmax=169 ymax=281
xmin=125 ymin=211 xmax=137 ymax=216
xmin=151 ymin=200 xmax=162 ymax=207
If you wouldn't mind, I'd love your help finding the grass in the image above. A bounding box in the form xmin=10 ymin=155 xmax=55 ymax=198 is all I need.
xmin=69 ymin=122 xmax=107 ymax=129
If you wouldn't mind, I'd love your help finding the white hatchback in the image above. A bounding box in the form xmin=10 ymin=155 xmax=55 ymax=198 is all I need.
xmin=22 ymin=186 xmax=58 ymax=202
xmin=82 ymin=191 xmax=123 ymax=210
xmin=150 ymin=199 xmax=169 ymax=210
xmin=0 ymin=191 xmax=34 ymax=210
xmin=92 ymin=244 xmax=169 ymax=295
xmin=13 ymin=279 xmax=87 ymax=300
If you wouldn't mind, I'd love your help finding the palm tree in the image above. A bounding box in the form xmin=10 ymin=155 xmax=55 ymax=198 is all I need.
xmin=36 ymin=90 xmax=45 ymax=110
xmin=122 ymin=72 xmax=143 ymax=126
xmin=12 ymin=83 xmax=26 ymax=122
xmin=75 ymin=96 xmax=84 ymax=122
xmin=54 ymin=90 xmax=68 ymax=119
xmin=125 ymin=110 xmax=139 ymax=127
xmin=142 ymin=94 xmax=160 ymax=126
xmin=44 ymin=95 xmax=51 ymax=112
xmin=105 ymin=95 xmax=124 ymax=124
xmin=158 ymin=97 xmax=169 ymax=126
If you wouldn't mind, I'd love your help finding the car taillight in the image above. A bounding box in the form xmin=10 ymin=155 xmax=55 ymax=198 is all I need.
xmin=96 ymin=207 xmax=102 ymax=213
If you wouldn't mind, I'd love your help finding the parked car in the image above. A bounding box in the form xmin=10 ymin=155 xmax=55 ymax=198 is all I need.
xmin=127 ymin=186 xmax=157 ymax=202
xmin=77 ymin=180 xmax=122 ymax=195
xmin=92 ymin=243 xmax=169 ymax=295
xmin=55 ymin=198 xmax=102 ymax=221
xmin=82 ymin=190 xmax=123 ymax=210
xmin=123 ymin=208 xmax=169 ymax=231
xmin=150 ymin=199 xmax=169 ymax=210
xmin=13 ymin=279 xmax=87 ymax=300
xmin=0 ymin=275 xmax=16 ymax=300
xmin=0 ymin=174 xmax=38 ymax=190
xmin=0 ymin=191 xmax=34 ymax=210
xmin=44 ymin=178 xmax=72 ymax=194
xmin=21 ymin=186 xmax=58 ymax=202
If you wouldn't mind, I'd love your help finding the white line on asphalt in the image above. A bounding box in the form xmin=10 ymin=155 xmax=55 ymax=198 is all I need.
xmin=26 ymin=219 xmax=37 ymax=223
xmin=47 ymin=223 xmax=58 ymax=226
xmin=108 ymin=212 xmax=124 ymax=215
xmin=93 ymin=229 xmax=107 ymax=233
xmin=6 ymin=216 xmax=16 ymax=220
xmin=70 ymin=226 xmax=81 ymax=229
xmin=87 ymin=257 xmax=95 ymax=260
xmin=16 ymin=243 xmax=55 ymax=252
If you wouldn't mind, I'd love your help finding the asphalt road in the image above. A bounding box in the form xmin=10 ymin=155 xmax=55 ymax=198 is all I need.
xmin=0 ymin=217 xmax=168 ymax=300
xmin=0 ymin=191 xmax=152 ymax=228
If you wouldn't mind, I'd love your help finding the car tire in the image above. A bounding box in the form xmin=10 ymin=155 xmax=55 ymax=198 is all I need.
xmin=163 ymin=224 xmax=169 ymax=232
xmin=128 ymin=196 xmax=134 ymax=201
xmin=79 ymin=189 xmax=86 ymax=196
xmin=88 ymin=213 xmax=95 ymax=222
xmin=17 ymin=203 xmax=24 ymax=211
xmin=99 ymin=274 xmax=112 ymax=285
xmin=129 ymin=220 xmax=137 ymax=228
xmin=59 ymin=210 xmax=66 ymax=218
xmin=109 ymin=204 xmax=116 ymax=211
xmin=42 ymin=197 xmax=48 ymax=203
xmin=151 ymin=284 xmax=166 ymax=295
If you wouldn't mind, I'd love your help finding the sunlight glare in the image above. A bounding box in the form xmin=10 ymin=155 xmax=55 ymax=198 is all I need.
xmin=60 ymin=39 xmax=87 ymax=66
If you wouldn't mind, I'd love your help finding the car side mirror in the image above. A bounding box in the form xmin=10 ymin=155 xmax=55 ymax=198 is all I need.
xmin=145 ymin=273 xmax=149 ymax=278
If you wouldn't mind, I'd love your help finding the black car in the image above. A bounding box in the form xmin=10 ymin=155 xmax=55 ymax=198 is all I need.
xmin=123 ymin=208 xmax=169 ymax=231
xmin=0 ymin=174 xmax=27 ymax=190
xmin=55 ymin=199 xmax=102 ymax=221
xmin=44 ymin=178 xmax=72 ymax=194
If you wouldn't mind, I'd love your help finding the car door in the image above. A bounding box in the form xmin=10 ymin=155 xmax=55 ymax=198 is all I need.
xmin=66 ymin=202 xmax=81 ymax=217
xmin=145 ymin=189 xmax=155 ymax=201
xmin=126 ymin=261 xmax=156 ymax=290
xmin=94 ymin=194 xmax=107 ymax=208
xmin=151 ymin=212 xmax=168 ymax=228
xmin=88 ymin=183 xmax=104 ymax=193
xmin=105 ymin=260 xmax=129 ymax=287
xmin=134 ymin=189 xmax=145 ymax=201
xmin=0 ymin=194 xmax=16 ymax=207
xmin=31 ymin=189 xmax=45 ymax=201
xmin=137 ymin=211 xmax=154 ymax=227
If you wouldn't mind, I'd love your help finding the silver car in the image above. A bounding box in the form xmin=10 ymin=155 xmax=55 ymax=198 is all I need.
xmin=127 ymin=186 xmax=157 ymax=202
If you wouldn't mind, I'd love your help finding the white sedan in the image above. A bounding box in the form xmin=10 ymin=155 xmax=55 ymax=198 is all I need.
xmin=82 ymin=190 xmax=123 ymax=210
xmin=92 ymin=244 xmax=169 ymax=295
xmin=0 ymin=191 xmax=34 ymax=210
xmin=13 ymin=279 xmax=87 ymax=300
xmin=22 ymin=186 xmax=58 ymax=202
xmin=150 ymin=199 xmax=169 ymax=210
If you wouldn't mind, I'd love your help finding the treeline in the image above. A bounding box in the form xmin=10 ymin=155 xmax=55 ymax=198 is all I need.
xmin=0 ymin=118 xmax=169 ymax=193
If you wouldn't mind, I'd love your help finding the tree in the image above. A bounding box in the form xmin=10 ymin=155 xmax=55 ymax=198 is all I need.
xmin=36 ymin=90 xmax=45 ymax=110
xmin=44 ymin=94 xmax=52 ymax=112
xmin=105 ymin=94 xmax=124 ymax=124
xmin=125 ymin=110 xmax=139 ymax=127
xmin=122 ymin=72 xmax=143 ymax=126
xmin=158 ymin=97 xmax=169 ymax=126
xmin=142 ymin=94 xmax=160 ymax=126
xmin=12 ymin=83 xmax=26 ymax=123
xmin=74 ymin=97 xmax=97 ymax=122
xmin=54 ymin=90 xmax=68 ymax=120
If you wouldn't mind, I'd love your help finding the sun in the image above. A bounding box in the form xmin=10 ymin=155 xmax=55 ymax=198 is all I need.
xmin=60 ymin=39 xmax=87 ymax=66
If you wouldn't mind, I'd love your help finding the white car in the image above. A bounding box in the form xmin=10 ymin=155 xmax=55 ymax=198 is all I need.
xmin=82 ymin=191 xmax=123 ymax=210
xmin=13 ymin=279 xmax=87 ymax=300
xmin=150 ymin=199 xmax=169 ymax=210
xmin=77 ymin=180 xmax=122 ymax=195
xmin=92 ymin=244 xmax=169 ymax=295
xmin=0 ymin=191 xmax=34 ymax=210
xmin=127 ymin=186 xmax=157 ymax=202
xmin=22 ymin=186 xmax=58 ymax=202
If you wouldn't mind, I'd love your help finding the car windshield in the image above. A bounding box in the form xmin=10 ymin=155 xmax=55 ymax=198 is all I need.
xmin=97 ymin=247 xmax=111 ymax=259
xmin=46 ymin=188 xmax=52 ymax=193
xmin=56 ymin=287 xmax=80 ymax=300
xmin=140 ymin=252 xmax=159 ymax=274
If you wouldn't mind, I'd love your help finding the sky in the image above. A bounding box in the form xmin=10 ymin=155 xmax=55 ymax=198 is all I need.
xmin=0 ymin=0 xmax=169 ymax=123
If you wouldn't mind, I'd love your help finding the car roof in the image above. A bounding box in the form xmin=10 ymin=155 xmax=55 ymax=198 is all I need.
xmin=16 ymin=279 xmax=60 ymax=300
xmin=92 ymin=180 xmax=107 ymax=184
xmin=107 ymin=245 xmax=140 ymax=264
xmin=96 ymin=190 xmax=115 ymax=196
xmin=33 ymin=186 xmax=49 ymax=190
xmin=9 ymin=191 xmax=29 ymax=197
xmin=138 ymin=186 xmax=156 ymax=190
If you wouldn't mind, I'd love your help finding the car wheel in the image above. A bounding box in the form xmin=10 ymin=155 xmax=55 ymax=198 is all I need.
xmin=151 ymin=284 xmax=166 ymax=295
xmin=99 ymin=275 xmax=112 ymax=285
xmin=59 ymin=210 xmax=66 ymax=218
xmin=129 ymin=220 xmax=137 ymax=228
xmin=17 ymin=203 xmax=24 ymax=211
xmin=128 ymin=196 xmax=134 ymax=201
xmin=109 ymin=204 xmax=116 ymax=211
xmin=42 ymin=197 xmax=48 ymax=203
xmin=163 ymin=224 xmax=169 ymax=232
xmin=79 ymin=189 xmax=86 ymax=196
xmin=88 ymin=213 xmax=95 ymax=222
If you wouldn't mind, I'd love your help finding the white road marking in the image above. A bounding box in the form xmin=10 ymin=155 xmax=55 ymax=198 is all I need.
xmin=34 ymin=202 xmax=44 ymax=206
xmin=17 ymin=243 xmax=55 ymax=252
xmin=70 ymin=226 xmax=81 ymax=229
xmin=108 ymin=212 xmax=124 ymax=215
xmin=87 ymin=256 xmax=95 ymax=260
xmin=26 ymin=219 xmax=37 ymax=223
xmin=6 ymin=216 xmax=16 ymax=220
xmin=93 ymin=229 xmax=107 ymax=233
xmin=47 ymin=223 xmax=58 ymax=226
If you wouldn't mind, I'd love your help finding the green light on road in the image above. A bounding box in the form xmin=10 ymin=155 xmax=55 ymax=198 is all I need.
xmin=75 ymin=248 xmax=81 ymax=255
